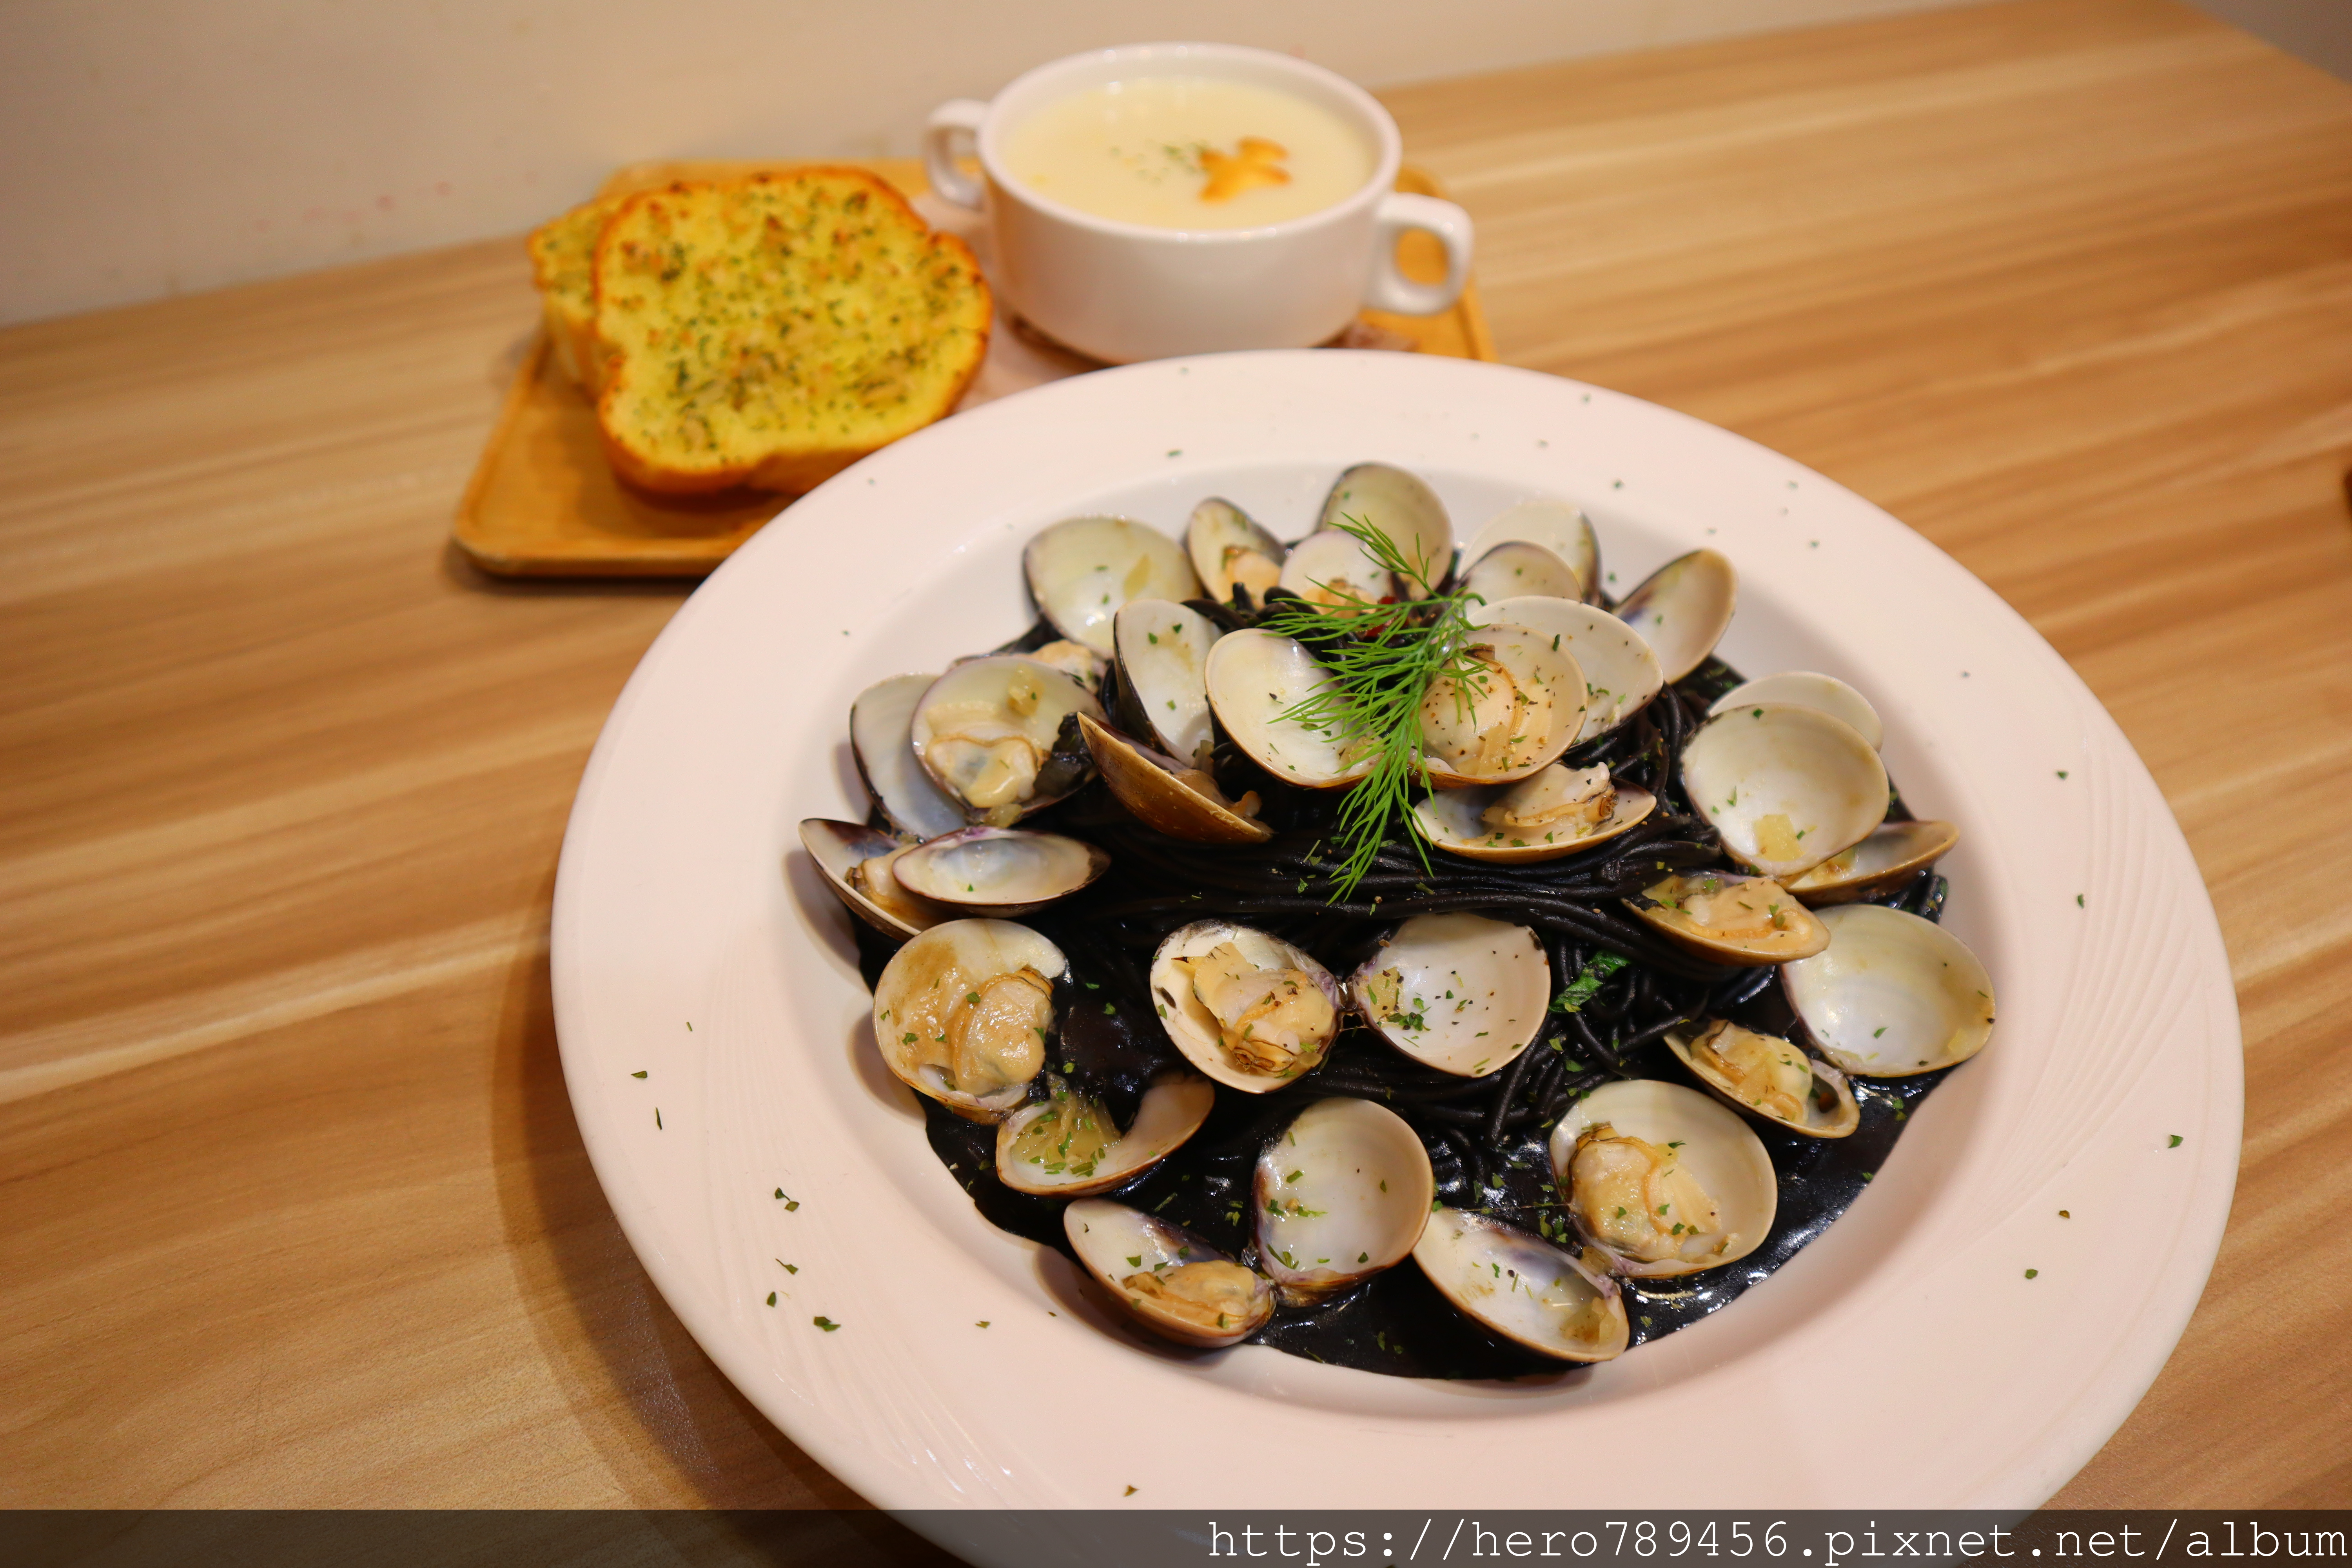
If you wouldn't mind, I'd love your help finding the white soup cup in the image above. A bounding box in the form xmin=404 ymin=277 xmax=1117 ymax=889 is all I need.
xmin=923 ymin=43 xmax=1474 ymax=365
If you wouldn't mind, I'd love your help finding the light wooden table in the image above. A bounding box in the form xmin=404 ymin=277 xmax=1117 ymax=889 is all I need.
xmin=4 ymin=0 xmax=2347 ymax=1519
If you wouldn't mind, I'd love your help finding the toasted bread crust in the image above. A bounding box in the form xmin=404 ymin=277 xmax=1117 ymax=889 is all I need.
xmin=590 ymin=170 xmax=991 ymax=495
xmin=525 ymin=195 xmax=625 ymax=392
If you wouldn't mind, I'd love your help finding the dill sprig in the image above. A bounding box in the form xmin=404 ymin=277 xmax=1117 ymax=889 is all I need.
xmin=1258 ymin=515 xmax=1487 ymax=901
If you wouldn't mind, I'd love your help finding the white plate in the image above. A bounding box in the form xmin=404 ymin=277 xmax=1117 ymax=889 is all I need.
xmin=552 ymin=352 xmax=2239 ymax=1513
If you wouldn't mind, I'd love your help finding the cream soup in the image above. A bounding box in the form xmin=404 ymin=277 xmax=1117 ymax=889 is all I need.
xmin=1002 ymin=77 xmax=1376 ymax=230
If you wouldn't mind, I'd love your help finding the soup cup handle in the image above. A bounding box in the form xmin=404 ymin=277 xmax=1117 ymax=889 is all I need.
xmin=1365 ymin=193 xmax=1475 ymax=316
xmin=923 ymin=100 xmax=991 ymax=212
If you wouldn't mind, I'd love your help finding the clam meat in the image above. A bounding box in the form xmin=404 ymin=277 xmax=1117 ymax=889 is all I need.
xmin=1419 ymin=625 xmax=1586 ymax=787
xmin=1666 ymin=1020 xmax=1859 ymax=1138
xmin=910 ymin=655 xmax=1104 ymax=825
xmin=799 ymin=818 xmax=944 ymax=940
xmin=1550 ymin=1079 xmax=1777 ymax=1278
xmin=1065 ymin=1199 xmax=1276 ymax=1348
xmin=1468 ymin=595 xmax=1663 ymax=742
xmin=871 ymin=919 xmax=1066 ymax=1122
xmin=1627 ymin=869 xmax=1830 ymax=964
xmin=1150 ymin=920 xmax=1343 ymax=1092
xmin=1412 ymin=764 xmax=1657 ymax=863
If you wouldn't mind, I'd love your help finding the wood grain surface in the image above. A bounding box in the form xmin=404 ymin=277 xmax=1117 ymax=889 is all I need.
xmin=3 ymin=0 xmax=2347 ymax=1521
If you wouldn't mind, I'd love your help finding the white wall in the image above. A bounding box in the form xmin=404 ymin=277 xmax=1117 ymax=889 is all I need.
xmin=0 ymin=0 xmax=1991 ymax=326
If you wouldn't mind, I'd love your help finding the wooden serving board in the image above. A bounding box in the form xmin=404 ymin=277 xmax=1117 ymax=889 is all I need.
xmin=451 ymin=159 xmax=1498 ymax=578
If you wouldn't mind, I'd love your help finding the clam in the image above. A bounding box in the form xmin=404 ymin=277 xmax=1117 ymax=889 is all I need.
xmin=1709 ymin=671 xmax=1883 ymax=751
xmin=909 ymin=655 xmax=1105 ymax=826
xmin=892 ymin=825 xmax=1110 ymax=916
xmin=1202 ymin=628 xmax=1373 ymax=789
xmin=1277 ymin=528 xmax=1397 ymax=608
xmin=1781 ymin=904 xmax=1996 ymax=1077
xmin=1468 ymin=595 xmax=1664 ymax=742
xmin=1613 ymin=549 xmax=1735 ymax=683
xmin=1458 ymin=541 xmax=1583 ymax=606
xmin=1461 ymin=497 xmax=1599 ymax=604
xmin=799 ymin=818 xmax=944 ymax=940
xmin=1254 ymin=1096 xmax=1435 ymax=1303
xmin=1411 ymin=764 xmax=1656 ymax=863
xmin=996 ymin=1072 xmax=1216 ymax=1197
xmin=1419 ymin=624 xmax=1586 ymax=788
xmin=1024 ymin=516 xmax=1201 ymax=654
xmin=1064 ymin=1200 xmax=1275 ymax=1348
xmin=1187 ymin=498 xmax=1286 ymax=606
xmin=1318 ymin=463 xmax=1452 ymax=596
xmin=871 ymin=919 xmax=1066 ymax=1122
xmin=1786 ymin=820 xmax=1960 ymax=906
xmin=1348 ymin=914 xmax=1550 ymax=1078
xmin=1149 ymin=920 xmax=1344 ymax=1092
xmin=1078 ymin=714 xmax=1271 ymax=845
xmin=1020 ymin=638 xmax=1109 ymax=693
xmin=850 ymin=673 xmax=969 ymax=840
xmin=1681 ymin=703 xmax=1889 ymax=880
xmin=1665 ymin=1020 xmax=1859 ymax=1138
xmin=1549 ymin=1079 xmax=1778 ymax=1278
xmin=1111 ymin=598 xmax=1222 ymax=761
xmin=1412 ymin=1209 xmax=1629 ymax=1363
xmin=1627 ymin=870 xmax=1830 ymax=964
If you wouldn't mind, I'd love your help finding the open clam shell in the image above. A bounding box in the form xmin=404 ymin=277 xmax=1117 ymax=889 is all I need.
xmin=1709 ymin=671 xmax=1883 ymax=751
xmin=1319 ymin=463 xmax=1452 ymax=596
xmin=799 ymin=818 xmax=944 ymax=940
xmin=1111 ymin=598 xmax=1222 ymax=760
xmin=1024 ymin=516 xmax=1201 ymax=654
xmin=909 ymin=655 xmax=1105 ymax=825
xmin=1549 ymin=1079 xmax=1778 ymax=1279
xmin=1064 ymin=1200 xmax=1275 ymax=1349
xmin=1348 ymin=913 xmax=1550 ymax=1078
xmin=1613 ymin=549 xmax=1736 ymax=683
xmin=1461 ymin=497 xmax=1599 ymax=603
xmin=1782 ymin=904 xmax=1996 ymax=1077
xmin=1277 ymin=528 xmax=1397 ymax=607
xmin=1255 ymin=1097 xmax=1435 ymax=1304
xmin=1187 ymin=498 xmax=1286 ymax=607
xmin=1626 ymin=870 xmax=1830 ymax=964
xmin=1682 ymin=703 xmax=1889 ymax=880
xmin=1786 ymin=820 xmax=1960 ymax=906
xmin=1412 ymin=766 xmax=1656 ymax=863
xmin=1458 ymin=541 xmax=1583 ymax=606
xmin=996 ymin=1073 xmax=1216 ymax=1198
xmin=872 ymin=919 xmax=1067 ymax=1122
xmin=1203 ymin=628 xmax=1373 ymax=789
xmin=892 ymin=826 xmax=1110 ymax=917
xmin=1149 ymin=920 xmax=1343 ymax=1092
xmin=1419 ymin=624 xmax=1587 ymax=788
xmin=1468 ymin=595 xmax=1664 ymax=742
xmin=1079 ymin=714 xmax=1271 ymax=845
xmin=1666 ymin=1020 xmax=1859 ymax=1138
xmin=1412 ymin=1209 xmax=1629 ymax=1363
xmin=850 ymin=673 xmax=969 ymax=840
